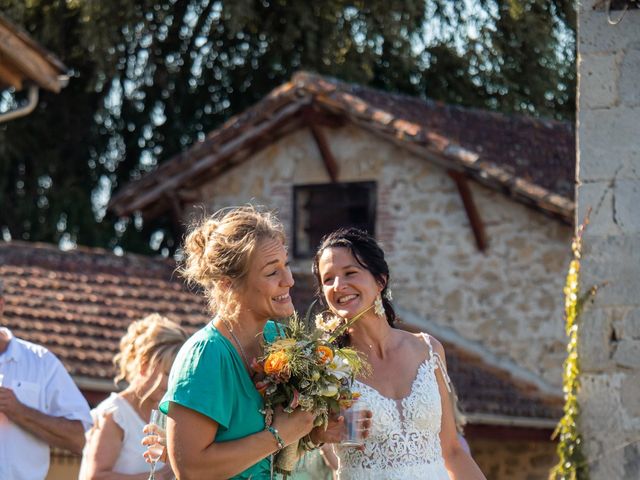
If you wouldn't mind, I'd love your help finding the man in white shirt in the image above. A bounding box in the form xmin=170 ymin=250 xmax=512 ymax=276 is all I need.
xmin=0 ymin=280 xmax=93 ymax=480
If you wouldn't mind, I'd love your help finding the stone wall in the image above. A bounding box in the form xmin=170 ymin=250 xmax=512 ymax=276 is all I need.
xmin=193 ymin=124 xmax=572 ymax=387
xmin=577 ymin=2 xmax=640 ymax=478
xmin=470 ymin=438 xmax=557 ymax=480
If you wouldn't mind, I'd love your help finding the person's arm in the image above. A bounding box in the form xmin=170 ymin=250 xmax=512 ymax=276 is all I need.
xmin=430 ymin=339 xmax=486 ymax=480
xmin=80 ymin=412 xmax=173 ymax=480
xmin=0 ymin=386 xmax=85 ymax=453
xmin=166 ymin=402 xmax=314 ymax=480
xmin=319 ymin=444 xmax=339 ymax=471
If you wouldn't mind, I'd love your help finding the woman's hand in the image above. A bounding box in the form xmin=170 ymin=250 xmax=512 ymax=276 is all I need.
xmin=271 ymin=407 xmax=315 ymax=445
xmin=142 ymin=422 xmax=167 ymax=464
xmin=357 ymin=409 xmax=373 ymax=441
xmin=310 ymin=415 xmax=345 ymax=444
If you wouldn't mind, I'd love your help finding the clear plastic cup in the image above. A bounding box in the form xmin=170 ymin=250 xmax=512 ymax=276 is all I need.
xmin=340 ymin=400 xmax=369 ymax=447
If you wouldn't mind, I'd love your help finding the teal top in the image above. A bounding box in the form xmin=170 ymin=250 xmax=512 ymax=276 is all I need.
xmin=160 ymin=320 xmax=283 ymax=480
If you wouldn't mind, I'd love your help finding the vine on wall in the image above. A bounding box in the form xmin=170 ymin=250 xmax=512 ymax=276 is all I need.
xmin=550 ymin=220 xmax=597 ymax=480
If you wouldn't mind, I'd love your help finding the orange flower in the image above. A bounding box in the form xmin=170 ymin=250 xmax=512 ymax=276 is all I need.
xmin=264 ymin=350 xmax=290 ymax=376
xmin=316 ymin=345 xmax=334 ymax=364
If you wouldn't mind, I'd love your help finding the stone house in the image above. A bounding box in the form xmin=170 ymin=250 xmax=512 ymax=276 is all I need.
xmin=109 ymin=72 xmax=577 ymax=478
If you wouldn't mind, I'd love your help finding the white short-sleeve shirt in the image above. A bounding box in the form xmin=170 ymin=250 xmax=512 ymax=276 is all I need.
xmin=0 ymin=328 xmax=93 ymax=480
xmin=79 ymin=393 xmax=165 ymax=476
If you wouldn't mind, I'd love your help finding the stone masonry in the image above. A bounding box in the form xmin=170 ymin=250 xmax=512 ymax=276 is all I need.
xmin=470 ymin=438 xmax=557 ymax=480
xmin=191 ymin=124 xmax=572 ymax=389
xmin=577 ymin=1 xmax=640 ymax=478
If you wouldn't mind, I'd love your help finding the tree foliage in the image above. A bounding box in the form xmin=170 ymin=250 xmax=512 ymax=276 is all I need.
xmin=0 ymin=0 xmax=576 ymax=253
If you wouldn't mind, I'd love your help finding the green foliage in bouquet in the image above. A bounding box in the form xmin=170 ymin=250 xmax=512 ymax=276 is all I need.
xmin=254 ymin=312 xmax=369 ymax=476
xmin=257 ymin=313 xmax=368 ymax=428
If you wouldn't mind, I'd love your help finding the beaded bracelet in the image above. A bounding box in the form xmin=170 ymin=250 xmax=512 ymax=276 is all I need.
xmin=301 ymin=434 xmax=324 ymax=451
xmin=265 ymin=425 xmax=285 ymax=450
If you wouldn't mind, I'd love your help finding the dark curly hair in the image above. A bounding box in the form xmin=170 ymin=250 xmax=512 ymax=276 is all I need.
xmin=312 ymin=227 xmax=396 ymax=329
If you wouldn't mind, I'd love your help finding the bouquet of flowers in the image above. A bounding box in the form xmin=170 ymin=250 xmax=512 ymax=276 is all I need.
xmin=253 ymin=310 xmax=369 ymax=477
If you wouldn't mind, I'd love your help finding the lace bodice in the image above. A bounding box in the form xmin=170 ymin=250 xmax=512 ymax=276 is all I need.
xmin=336 ymin=334 xmax=451 ymax=480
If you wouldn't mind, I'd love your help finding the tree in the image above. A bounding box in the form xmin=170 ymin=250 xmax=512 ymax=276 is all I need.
xmin=0 ymin=0 xmax=576 ymax=254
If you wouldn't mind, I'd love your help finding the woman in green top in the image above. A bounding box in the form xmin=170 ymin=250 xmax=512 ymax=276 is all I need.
xmin=160 ymin=206 xmax=315 ymax=479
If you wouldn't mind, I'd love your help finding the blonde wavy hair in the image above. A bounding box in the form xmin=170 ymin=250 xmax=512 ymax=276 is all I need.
xmin=114 ymin=313 xmax=187 ymax=386
xmin=181 ymin=205 xmax=285 ymax=320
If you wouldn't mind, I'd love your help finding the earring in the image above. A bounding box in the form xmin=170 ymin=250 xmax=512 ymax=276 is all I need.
xmin=374 ymin=294 xmax=385 ymax=317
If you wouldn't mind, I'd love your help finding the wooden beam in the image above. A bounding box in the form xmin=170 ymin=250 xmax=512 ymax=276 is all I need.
xmin=0 ymin=21 xmax=63 ymax=92
xmin=448 ymin=170 xmax=488 ymax=252
xmin=0 ymin=55 xmax=23 ymax=90
xmin=303 ymin=107 xmax=339 ymax=182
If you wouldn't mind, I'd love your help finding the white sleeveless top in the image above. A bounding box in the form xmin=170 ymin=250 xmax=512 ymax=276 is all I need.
xmin=80 ymin=393 xmax=162 ymax=476
xmin=336 ymin=334 xmax=451 ymax=480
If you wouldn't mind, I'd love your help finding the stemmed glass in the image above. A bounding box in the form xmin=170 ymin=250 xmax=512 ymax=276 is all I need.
xmin=145 ymin=409 xmax=167 ymax=480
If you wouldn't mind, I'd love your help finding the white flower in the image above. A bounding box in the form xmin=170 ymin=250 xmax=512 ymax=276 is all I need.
xmin=315 ymin=313 xmax=343 ymax=333
xmin=328 ymin=353 xmax=352 ymax=380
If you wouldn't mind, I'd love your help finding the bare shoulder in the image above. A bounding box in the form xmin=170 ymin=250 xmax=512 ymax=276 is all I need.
xmin=413 ymin=332 xmax=446 ymax=359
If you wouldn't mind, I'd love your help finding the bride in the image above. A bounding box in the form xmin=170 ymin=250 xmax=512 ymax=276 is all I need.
xmin=312 ymin=228 xmax=486 ymax=480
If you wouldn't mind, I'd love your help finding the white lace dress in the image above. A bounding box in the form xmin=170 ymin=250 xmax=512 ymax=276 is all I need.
xmin=336 ymin=334 xmax=451 ymax=480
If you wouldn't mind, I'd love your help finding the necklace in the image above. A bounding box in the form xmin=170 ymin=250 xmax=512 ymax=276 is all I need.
xmin=221 ymin=318 xmax=255 ymax=375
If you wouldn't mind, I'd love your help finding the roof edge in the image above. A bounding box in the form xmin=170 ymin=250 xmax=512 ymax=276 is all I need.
xmin=0 ymin=239 xmax=176 ymax=268
xmin=0 ymin=13 xmax=68 ymax=74
xmin=466 ymin=413 xmax=558 ymax=429
xmin=74 ymin=375 xmax=116 ymax=392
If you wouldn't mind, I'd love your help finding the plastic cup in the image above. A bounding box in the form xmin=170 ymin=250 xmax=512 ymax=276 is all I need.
xmin=340 ymin=400 xmax=369 ymax=447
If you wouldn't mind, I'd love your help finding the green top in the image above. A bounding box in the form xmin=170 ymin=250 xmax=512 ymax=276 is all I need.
xmin=160 ymin=320 xmax=283 ymax=480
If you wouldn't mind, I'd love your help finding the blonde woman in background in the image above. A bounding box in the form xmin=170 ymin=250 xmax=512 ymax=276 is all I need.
xmin=79 ymin=314 xmax=187 ymax=480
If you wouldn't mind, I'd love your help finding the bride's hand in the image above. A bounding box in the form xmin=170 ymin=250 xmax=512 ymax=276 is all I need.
xmin=310 ymin=408 xmax=373 ymax=446
xmin=359 ymin=409 xmax=373 ymax=440
xmin=356 ymin=409 xmax=374 ymax=451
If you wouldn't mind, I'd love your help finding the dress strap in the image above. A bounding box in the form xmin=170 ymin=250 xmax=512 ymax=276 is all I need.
xmin=420 ymin=333 xmax=452 ymax=394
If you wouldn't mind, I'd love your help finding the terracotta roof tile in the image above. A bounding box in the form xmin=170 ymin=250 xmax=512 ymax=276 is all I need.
xmin=348 ymin=83 xmax=575 ymax=202
xmin=1 ymin=241 xmax=208 ymax=382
